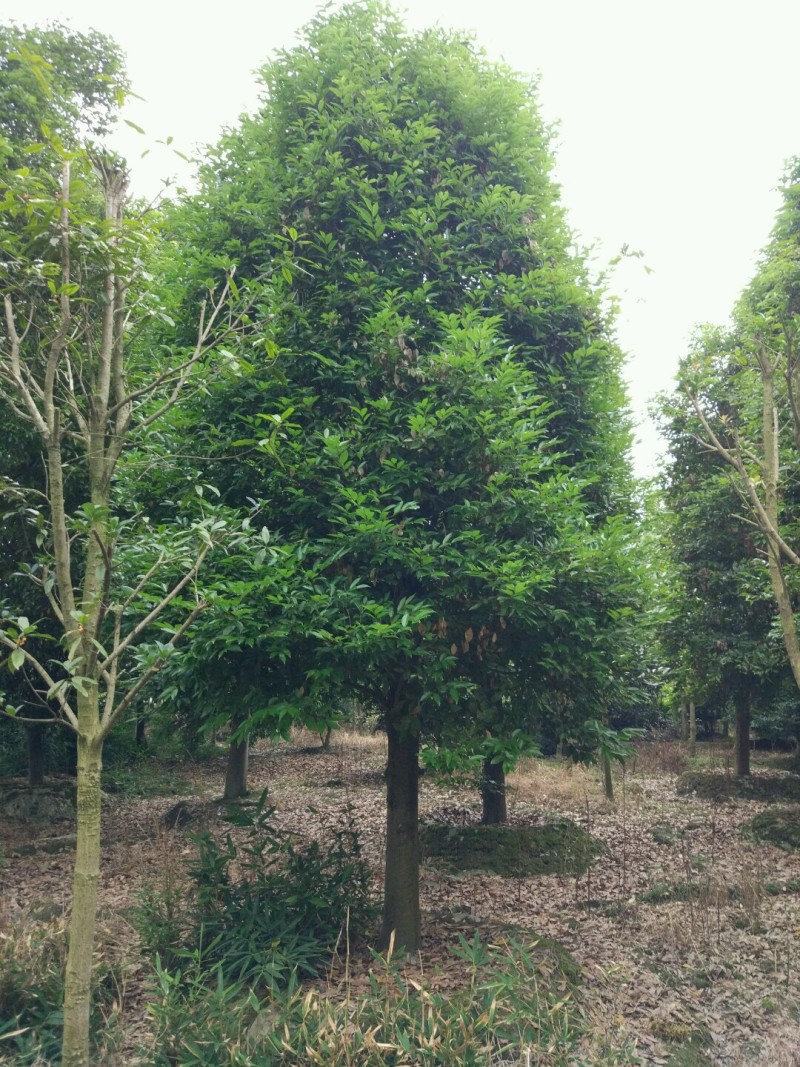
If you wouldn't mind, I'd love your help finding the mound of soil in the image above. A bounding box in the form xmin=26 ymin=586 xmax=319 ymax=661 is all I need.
xmin=420 ymin=819 xmax=602 ymax=877
xmin=747 ymin=809 xmax=800 ymax=850
xmin=0 ymin=785 xmax=74 ymax=821
xmin=676 ymin=772 xmax=800 ymax=802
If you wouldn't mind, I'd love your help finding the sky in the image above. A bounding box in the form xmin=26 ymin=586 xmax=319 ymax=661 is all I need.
xmin=7 ymin=0 xmax=800 ymax=476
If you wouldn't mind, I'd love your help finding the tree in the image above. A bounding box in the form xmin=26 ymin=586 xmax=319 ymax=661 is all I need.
xmin=0 ymin=48 xmax=260 ymax=1063
xmin=658 ymin=382 xmax=784 ymax=775
xmin=179 ymin=2 xmax=638 ymax=953
xmin=681 ymin=161 xmax=800 ymax=700
xmin=0 ymin=22 xmax=130 ymax=788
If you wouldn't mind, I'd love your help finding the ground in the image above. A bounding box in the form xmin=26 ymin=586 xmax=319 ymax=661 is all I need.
xmin=2 ymin=734 xmax=800 ymax=1065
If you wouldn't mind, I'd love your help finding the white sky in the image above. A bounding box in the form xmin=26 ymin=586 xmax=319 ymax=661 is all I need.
xmin=7 ymin=0 xmax=800 ymax=476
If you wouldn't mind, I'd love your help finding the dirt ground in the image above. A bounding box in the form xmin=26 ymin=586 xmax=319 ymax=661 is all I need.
xmin=2 ymin=734 xmax=800 ymax=1065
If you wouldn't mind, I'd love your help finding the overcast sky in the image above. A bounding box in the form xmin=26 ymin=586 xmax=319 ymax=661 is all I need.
xmin=7 ymin=0 xmax=800 ymax=476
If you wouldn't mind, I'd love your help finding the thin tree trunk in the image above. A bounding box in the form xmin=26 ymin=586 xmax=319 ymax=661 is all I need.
xmin=27 ymin=723 xmax=46 ymax=787
xmin=762 ymin=362 xmax=800 ymax=689
xmin=224 ymin=734 xmax=249 ymax=800
xmin=319 ymin=725 xmax=333 ymax=751
xmin=62 ymin=698 xmax=103 ymax=1067
xmin=601 ymin=752 xmax=615 ymax=801
xmin=679 ymin=701 xmax=688 ymax=742
xmin=689 ymin=701 xmax=697 ymax=757
xmin=134 ymin=716 xmax=146 ymax=748
xmin=734 ymin=692 xmax=752 ymax=777
xmin=481 ymin=757 xmax=507 ymax=824
xmin=379 ymin=718 xmax=420 ymax=955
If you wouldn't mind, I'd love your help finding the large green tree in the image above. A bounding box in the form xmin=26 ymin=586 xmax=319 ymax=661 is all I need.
xmin=177 ymin=2 xmax=638 ymax=953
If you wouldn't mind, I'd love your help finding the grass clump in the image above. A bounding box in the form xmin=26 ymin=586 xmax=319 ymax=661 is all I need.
xmin=134 ymin=788 xmax=376 ymax=990
xmin=746 ymin=808 xmax=800 ymax=850
xmin=420 ymin=820 xmax=602 ymax=877
xmin=0 ymin=919 xmax=122 ymax=1063
xmin=141 ymin=932 xmax=582 ymax=1067
xmin=651 ymin=824 xmax=675 ymax=846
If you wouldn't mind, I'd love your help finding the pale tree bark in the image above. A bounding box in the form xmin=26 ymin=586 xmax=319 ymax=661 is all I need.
xmin=601 ymin=752 xmax=615 ymax=802
xmin=689 ymin=700 xmax=697 ymax=757
xmin=680 ymin=700 xmax=689 ymax=743
xmin=734 ymin=689 xmax=752 ymax=777
xmin=687 ymin=350 xmax=800 ymax=692
xmin=1 ymin=159 xmax=247 ymax=1067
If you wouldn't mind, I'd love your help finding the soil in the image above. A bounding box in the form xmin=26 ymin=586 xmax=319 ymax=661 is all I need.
xmin=2 ymin=736 xmax=800 ymax=1066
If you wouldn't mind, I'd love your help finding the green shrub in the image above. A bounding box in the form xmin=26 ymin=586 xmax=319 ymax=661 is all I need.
xmin=134 ymin=789 xmax=376 ymax=989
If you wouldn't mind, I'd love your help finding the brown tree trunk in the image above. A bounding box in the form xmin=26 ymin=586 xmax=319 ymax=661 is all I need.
xmin=62 ymin=699 xmax=103 ymax=1067
xmin=379 ymin=718 xmax=420 ymax=955
xmin=734 ymin=692 xmax=752 ymax=777
xmin=481 ymin=757 xmax=507 ymax=824
xmin=27 ymin=723 xmax=46 ymax=787
xmin=319 ymin=725 xmax=333 ymax=751
xmin=224 ymin=734 xmax=249 ymax=800
xmin=689 ymin=701 xmax=697 ymax=757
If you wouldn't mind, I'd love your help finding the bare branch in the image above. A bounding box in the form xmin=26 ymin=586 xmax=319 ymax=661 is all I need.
xmin=684 ymin=387 xmax=800 ymax=568
xmin=100 ymin=600 xmax=208 ymax=736
xmin=99 ymin=541 xmax=212 ymax=674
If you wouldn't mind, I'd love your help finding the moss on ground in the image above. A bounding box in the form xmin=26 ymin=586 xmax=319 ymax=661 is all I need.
xmin=420 ymin=819 xmax=602 ymax=877
xmin=746 ymin=808 xmax=800 ymax=850
xmin=677 ymin=772 xmax=800 ymax=802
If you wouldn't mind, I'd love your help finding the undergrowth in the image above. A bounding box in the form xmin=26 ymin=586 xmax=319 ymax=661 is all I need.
xmin=134 ymin=788 xmax=376 ymax=989
xmin=141 ymin=932 xmax=587 ymax=1067
xmin=0 ymin=918 xmax=123 ymax=1063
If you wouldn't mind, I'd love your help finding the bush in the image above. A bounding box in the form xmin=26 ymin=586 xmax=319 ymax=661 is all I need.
xmin=134 ymin=789 xmax=376 ymax=989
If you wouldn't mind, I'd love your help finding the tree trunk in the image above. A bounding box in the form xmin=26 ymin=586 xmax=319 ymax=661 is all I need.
xmin=134 ymin=716 xmax=146 ymax=748
xmin=761 ymin=364 xmax=800 ymax=690
xmin=224 ymin=734 xmax=249 ymax=800
xmin=319 ymin=725 xmax=333 ymax=751
xmin=734 ymin=693 xmax=752 ymax=777
xmin=679 ymin=701 xmax=688 ymax=742
xmin=379 ymin=719 xmax=420 ymax=955
xmin=62 ymin=707 xmax=103 ymax=1067
xmin=601 ymin=752 xmax=615 ymax=801
xmin=689 ymin=701 xmax=697 ymax=757
xmin=481 ymin=757 xmax=507 ymax=824
xmin=27 ymin=723 xmax=46 ymax=788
